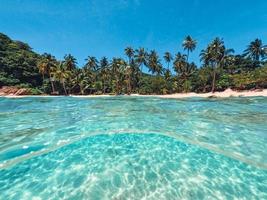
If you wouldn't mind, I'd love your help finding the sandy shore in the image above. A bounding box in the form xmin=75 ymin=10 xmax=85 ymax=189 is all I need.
xmin=2 ymin=89 xmax=267 ymax=98
xmin=157 ymin=89 xmax=267 ymax=99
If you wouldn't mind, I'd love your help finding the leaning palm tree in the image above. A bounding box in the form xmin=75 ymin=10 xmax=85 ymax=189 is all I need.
xmin=125 ymin=47 xmax=135 ymax=64
xmin=182 ymin=35 xmax=197 ymax=61
xmin=243 ymin=39 xmax=266 ymax=62
xmin=163 ymin=52 xmax=173 ymax=70
xmin=51 ymin=62 xmax=71 ymax=95
xmin=37 ymin=53 xmax=57 ymax=94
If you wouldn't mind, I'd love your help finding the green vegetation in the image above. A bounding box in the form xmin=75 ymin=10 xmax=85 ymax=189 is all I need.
xmin=0 ymin=33 xmax=42 ymax=88
xmin=0 ymin=32 xmax=266 ymax=95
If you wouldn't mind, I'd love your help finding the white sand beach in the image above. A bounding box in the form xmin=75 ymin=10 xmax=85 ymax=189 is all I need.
xmin=3 ymin=88 xmax=267 ymax=98
xmin=156 ymin=89 xmax=267 ymax=99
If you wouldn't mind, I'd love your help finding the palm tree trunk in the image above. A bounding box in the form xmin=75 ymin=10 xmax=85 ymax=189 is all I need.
xmin=48 ymin=70 xmax=55 ymax=94
xmin=116 ymin=81 xmax=119 ymax=95
xmin=68 ymin=86 xmax=71 ymax=95
xmin=138 ymin=64 xmax=143 ymax=94
xmin=80 ymin=85 xmax=84 ymax=95
xmin=129 ymin=76 xmax=132 ymax=94
xmin=211 ymin=69 xmax=216 ymax=93
xmin=103 ymin=80 xmax=105 ymax=94
xmin=50 ymin=77 xmax=55 ymax=93
xmin=128 ymin=74 xmax=131 ymax=94
xmin=116 ymin=75 xmax=119 ymax=95
xmin=62 ymin=82 xmax=68 ymax=95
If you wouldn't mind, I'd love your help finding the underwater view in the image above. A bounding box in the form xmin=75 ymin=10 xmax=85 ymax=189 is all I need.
xmin=0 ymin=96 xmax=266 ymax=199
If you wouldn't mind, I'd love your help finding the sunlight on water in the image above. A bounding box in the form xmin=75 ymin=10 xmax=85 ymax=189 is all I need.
xmin=0 ymin=96 xmax=267 ymax=199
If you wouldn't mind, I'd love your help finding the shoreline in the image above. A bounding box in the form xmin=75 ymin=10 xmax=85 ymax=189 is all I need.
xmin=1 ymin=89 xmax=267 ymax=99
xmin=158 ymin=89 xmax=267 ymax=99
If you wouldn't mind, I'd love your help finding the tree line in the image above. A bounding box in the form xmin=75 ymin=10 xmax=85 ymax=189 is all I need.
xmin=0 ymin=33 xmax=266 ymax=95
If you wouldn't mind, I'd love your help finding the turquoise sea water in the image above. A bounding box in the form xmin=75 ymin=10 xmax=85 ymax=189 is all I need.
xmin=0 ymin=96 xmax=266 ymax=199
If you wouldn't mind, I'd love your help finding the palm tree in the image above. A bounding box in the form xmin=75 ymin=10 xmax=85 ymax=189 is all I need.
xmin=200 ymin=39 xmax=219 ymax=93
xmin=99 ymin=57 xmax=110 ymax=94
xmin=129 ymin=59 xmax=139 ymax=93
xmin=125 ymin=47 xmax=134 ymax=64
xmin=111 ymin=58 xmax=127 ymax=94
xmin=173 ymin=52 xmax=196 ymax=79
xmin=85 ymin=56 xmax=99 ymax=72
xmin=135 ymin=47 xmax=148 ymax=73
xmin=148 ymin=50 xmax=162 ymax=75
xmin=163 ymin=68 xmax=171 ymax=81
xmin=37 ymin=53 xmax=57 ymax=94
xmin=37 ymin=60 xmax=47 ymax=81
xmin=163 ymin=52 xmax=173 ymax=70
xmin=182 ymin=35 xmax=197 ymax=61
xmin=63 ymin=54 xmax=77 ymax=71
xmin=200 ymin=38 xmax=234 ymax=93
xmin=197 ymin=66 xmax=212 ymax=92
xmin=51 ymin=62 xmax=71 ymax=95
xmin=135 ymin=48 xmax=148 ymax=93
xmin=100 ymin=67 xmax=110 ymax=94
xmin=173 ymin=53 xmax=187 ymax=74
xmin=99 ymin=57 xmax=109 ymax=69
xmin=124 ymin=65 xmax=132 ymax=94
xmin=243 ymin=39 xmax=266 ymax=62
xmin=71 ymin=69 xmax=91 ymax=95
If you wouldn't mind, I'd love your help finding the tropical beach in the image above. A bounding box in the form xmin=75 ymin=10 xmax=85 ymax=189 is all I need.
xmin=0 ymin=31 xmax=266 ymax=96
xmin=1 ymin=0 xmax=267 ymax=199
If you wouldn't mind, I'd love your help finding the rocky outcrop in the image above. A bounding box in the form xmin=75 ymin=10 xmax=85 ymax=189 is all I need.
xmin=0 ymin=86 xmax=31 ymax=96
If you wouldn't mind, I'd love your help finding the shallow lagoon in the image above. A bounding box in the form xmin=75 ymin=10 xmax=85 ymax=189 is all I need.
xmin=0 ymin=96 xmax=267 ymax=199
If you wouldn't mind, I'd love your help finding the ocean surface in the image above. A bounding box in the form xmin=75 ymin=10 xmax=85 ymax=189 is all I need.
xmin=0 ymin=96 xmax=266 ymax=199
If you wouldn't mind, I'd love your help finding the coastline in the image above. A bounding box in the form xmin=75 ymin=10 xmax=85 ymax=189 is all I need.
xmin=157 ymin=89 xmax=267 ymax=99
xmin=2 ymin=89 xmax=267 ymax=99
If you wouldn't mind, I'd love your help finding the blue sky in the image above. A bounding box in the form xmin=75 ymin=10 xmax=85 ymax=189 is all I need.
xmin=0 ymin=0 xmax=267 ymax=67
